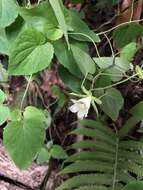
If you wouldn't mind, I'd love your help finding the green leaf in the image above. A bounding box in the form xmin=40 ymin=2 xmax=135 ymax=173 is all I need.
xmin=71 ymin=44 xmax=95 ymax=75
xmin=59 ymin=66 xmax=82 ymax=92
xmin=0 ymin=28 xmax=9 ymax=55
xmin=53 ymin=40 xmax=82 ymax=77
xmin=46 ymin=28 xmax=63 ymax=41
xmin=51 ymin=145 xmax=68 ymax=159
xmin=37 ymin=147 xmax=50 ymax=164
xmin=0 ymin=106 xmax=10 ymax=125
xmin=120 ymin=42 xmax=137 ymax=63
xmin=69 ymin=11 xmax=100 ymax=42
xmin=122 ymin=181 xmax=143 ymax=190
xmin=130 ymin=101 xmax=143 ymax=119
xmin=8 ymin=28 xmax=54 ymax=75
xmin=0 ymin=0 xmax=18 ymax=27
xmin=49 ymin=0 xmax=69 ymax=48
xmin=10 ymin=109 xmax=22 ymax=121
xmin=100 ymin=88 xmax=124 ymax=121
xmin=94 ymin=57 xmax=130 ymax=82
xmin=0 ymin=89 xmax=6 ymax=103
xmin=3 ymin=106 xmax=45 ymax=169
xmin=113 ymin=23 xmax=143 ymax=48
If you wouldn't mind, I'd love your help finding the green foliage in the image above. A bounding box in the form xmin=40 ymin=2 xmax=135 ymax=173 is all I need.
xmin=0 ymin=90 xmax=10 ymax=125
xmin=0 ymin=28 xmax=9 ymax=55
xmin=100 ymin=88 xmax=124 ymax=121
xmin=57 ymin=102 xmax=143 ymax=190
xmin=8 ymin=28 xmax=54 ymax=75
xmin=123 ymin=181 xmax=143 ymax=190
xmin=113 ymin=24 xmax=143 ymax=48
xmin=3 ymin=106 xmax=46 ymax=169
xmin=0 ymin=0 xmax=18 ymax=27
xmin=49 ymin=0 xmax=70 ymax=48
xmin=71 ymin=44 xmax=96 ymax=76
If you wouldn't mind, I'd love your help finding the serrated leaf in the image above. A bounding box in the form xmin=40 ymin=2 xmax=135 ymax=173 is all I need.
xmin=0 ymin=28 xmax=9 ymax=55
xmin=100 ymin=88 xmax=124 ymax=121
xmin=49 ymin=0 xmax=69 ymax=48
xmin=113 ymin=23 xmax=143 ymax=48
xmin=71 ymin=44 xmax=95 ymax=75
xmin=51 ymin=145 xmax=68 ymax=159
xmin=0 ymin=106 xmax=10 ymax=125
xmin=3 ymin=106 xmax=45 ymax=169
xmin=8 ymin=28 xmax=54 ymax=75
xmin=0 ymin=0 xmax=18 ymax=27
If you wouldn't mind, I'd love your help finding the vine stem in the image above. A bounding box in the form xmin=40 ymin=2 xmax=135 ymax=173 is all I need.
xmin=20 ymin=75 xmax=32 ymax=109
xmin=97 ymin=18 xmax=143 ymax=36
xmin=91 ymin=72 xmax=141 ymax=91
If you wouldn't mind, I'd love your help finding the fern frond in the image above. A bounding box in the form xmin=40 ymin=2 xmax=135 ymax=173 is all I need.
xmin=56 ymin=174 xmax=112 ymax=190
xmin=58 ymin=118 xmax=143 ymax=190
xmin=71 ymin=140 xmax=115 ymax=153
xmin=119 ymin=141 xmax=143 ymax=150
xmin=78 ymin=185 xmax=109 ymax=190
xmin=60 ymin=160 xmax=113 ymax=174
xmin=80 ymin=119 xmax=115 ymax=138
xmin=71 ymin=127 xmax=115 ymax=146
xmin=65 ymin=151 xmax=115 ymax=163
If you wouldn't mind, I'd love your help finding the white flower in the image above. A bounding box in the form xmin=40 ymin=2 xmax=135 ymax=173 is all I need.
xmin=69 ymin=96 xmax=92 ymax=119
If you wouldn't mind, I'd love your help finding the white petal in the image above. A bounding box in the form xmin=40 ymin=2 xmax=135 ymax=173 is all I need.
xmin=79 ymin=97 xmax=91 ymax=109
xmin=77 ymin=109 xmax=88 ymax=119
xmin=69 ymin=104 xmax=79 ymax=113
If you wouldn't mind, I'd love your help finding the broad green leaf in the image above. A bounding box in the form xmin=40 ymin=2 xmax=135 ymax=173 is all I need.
xmin=49 ymin=0 xmax=69 ymax=48
xmin=0 ymin=89 xmax=6 ymax=103
xmin=0 ymin=28 xmax=9 ymax=55
xmin=94 ymin=57 xmax=130 ymax=82
xmin=50 ymin=145 xmax=68 ymax=159
xmin=9 ymin=28 xmax=54 ymax=75
xmin=37 ymin=147 xmax=50 ymax=164
xmin=0 ymin=106 xmax=10 ymax=125
xmin=0 ymin=0 xmax=18 ymax=27
xmin=69 ymin=11 xmax=100 ymax=42
xmin=46 ymin=28 xmax=63 ymax=41
xmin=10 ymin=109 xmax=22 ymax=121
xmin=113 ymin=23 xmax=143 ymax=48
xmin=100 ymin=88 xmax=124 ymax=121
xmin=4 ymin=106 xmax=45 ymax=169
xmin=59 ymin=66 xmax=82 ymax=93
xmin=71 ymin=44 xmax=95 ymax=75
xmin=53 ymin=40 xmax=82 ymax=77
xmin=130 ymin=101 xmax=143 ymax=119
xmin=18 ymin=2 xmax=57 ymax=27
xmin=122 ymin=181 xmax=143 ymax=190
xmin=24 ymin=106 xmax=46 ymax=123
xmin=120 ymin=42 xmax=137 ymax=63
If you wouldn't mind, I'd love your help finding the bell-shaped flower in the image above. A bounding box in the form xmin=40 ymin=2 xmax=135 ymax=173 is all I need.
xmin=69 ymin=96 xmax=91 ymax=119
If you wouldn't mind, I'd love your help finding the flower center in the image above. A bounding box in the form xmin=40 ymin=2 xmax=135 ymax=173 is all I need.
xmin=79 ymin=102 xmax=86 ymax=109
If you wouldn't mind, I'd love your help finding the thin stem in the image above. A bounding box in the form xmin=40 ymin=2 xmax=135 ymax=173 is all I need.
xmin=20 ymin=75 xmax=32 ymax=109
xmin=103 ymin=33 xmax=115 ymax=58
xmin=130 ymin=0 xmax=135 ymax=22
xmin=91 ymin=72 xmax=140 ymax=91
xmin=69 ymin=32 xmax=101 ymax=58
xmin=97 ymin=18 xmax=143 ymax=35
